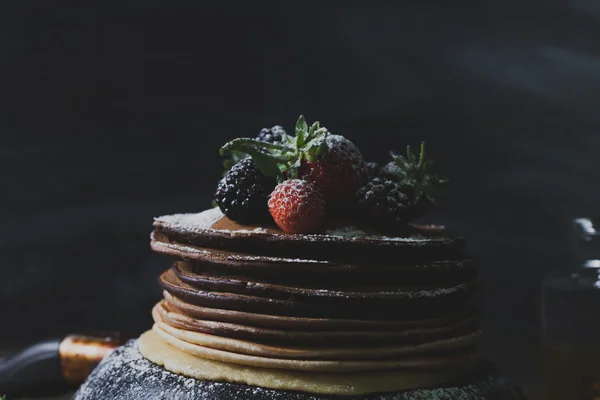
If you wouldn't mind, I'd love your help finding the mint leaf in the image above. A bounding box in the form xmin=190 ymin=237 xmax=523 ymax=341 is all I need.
xmin=305 ymin=138 xmax=327 ymax=162
xmin=303 ymin=133 xmax=329 ymax=162
xmin=295 ymin=115 xmax=308 ymax=139
xmin=283 ymin=133 xmax=296 ymax=146
xmin=247 ymin=149 xmax=284 ymax=181
xmin=417 ymin=142 xmax=426 ymax=169
xmin=316 ymin=137 xmax=328 ymax=158
xmin=286 ymin=157 xmax=302 ymax=179
xmin=219 ymin=116 xmax=332 ymax=183
xmin=307 ymin=121 xmax=320 ymax=141
xmin=220 ymin=137 xmax=286 ymax=156
xmin=406 ymin=145 xmax=416 ymax=166
xmin=305 ymin=146 xmax=319 ymax=162
xmin=296 ymin=126 xmax=305 ymax=148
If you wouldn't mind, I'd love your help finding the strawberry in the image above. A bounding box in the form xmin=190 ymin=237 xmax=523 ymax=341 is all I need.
xmin=219 ymin=115 xmax=367 ymax=205
xmin=298 ymin=134 xmax=367 ymax=203
xmin=268 ymin=179 xmax=326 ymax=234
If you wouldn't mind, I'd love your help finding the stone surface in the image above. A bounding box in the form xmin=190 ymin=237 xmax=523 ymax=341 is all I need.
xmin=74 ymin=341 xmax=526 ymax=400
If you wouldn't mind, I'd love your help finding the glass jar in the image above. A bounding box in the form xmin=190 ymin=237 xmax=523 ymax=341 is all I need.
xmin=542 ymin=218 xmax=600 ymax=400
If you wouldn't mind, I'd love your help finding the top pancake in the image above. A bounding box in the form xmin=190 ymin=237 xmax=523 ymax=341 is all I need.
xmin=152 ymin=208 xmax=466 ymax=263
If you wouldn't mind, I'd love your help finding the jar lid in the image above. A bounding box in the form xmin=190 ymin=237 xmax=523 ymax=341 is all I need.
xmin=572 ymin=218 xmax=600 ymax=271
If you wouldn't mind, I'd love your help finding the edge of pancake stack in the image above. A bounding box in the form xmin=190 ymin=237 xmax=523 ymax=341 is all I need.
xmin=137 ymin=117 xmax=483 ymax=396
xmin=138 ymin=206 xmax=482 ymax=395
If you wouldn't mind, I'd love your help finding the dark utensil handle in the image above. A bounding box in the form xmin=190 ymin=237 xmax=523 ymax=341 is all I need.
xmin=0 ymin=338 xmax=71 ymax=398
xmin=0 ymin=333 xmax=129 ymax=398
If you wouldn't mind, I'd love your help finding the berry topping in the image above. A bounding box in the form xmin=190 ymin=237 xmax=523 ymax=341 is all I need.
xmin=356 ymin=177 xmax=412 ymax=232
xmin=220 ymin=116 xmax=367 ymax=204
xmin=268 ymin=179 xmax=326 ymax=234
xmin=298 ymin=134 xmax=367 ymax=203
xmin=256 ymin=126 xmax=285 ymax=143
xmin=214 ymin=158 xmax=276 ymax=223
xmin=375 ymin=142 xmax=447 ymax=221
xmin=365 ymin=161 xmax=381 ymax=182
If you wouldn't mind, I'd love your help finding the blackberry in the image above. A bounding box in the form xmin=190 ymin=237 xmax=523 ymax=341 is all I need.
xmin=256 ymin=125 xmax=285 ymax=143
xmin=365 ymin=161 xmax=381 ymax=181
xmin=214 ymin=158 xmax=276 ymax=223
xmin=378 ymin=143 xmax=447 ymax=221
xmin=356 ymin=177 xmax=412 ymax=231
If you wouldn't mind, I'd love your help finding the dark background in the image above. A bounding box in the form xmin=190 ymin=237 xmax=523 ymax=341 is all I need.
xmin=3 ymin=1 xmax=600 ymax=398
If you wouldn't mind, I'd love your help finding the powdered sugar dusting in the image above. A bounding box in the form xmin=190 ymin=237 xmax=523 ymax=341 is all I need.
xmin=155 ymin=207 xmax=224 ymax=231
xmin=229 ymin=227 xmax=269 ymax=235
xmin=327 ymin=134 xmax=365 ymax=172
xmin=152 ymin=234 xmax=330 ymax=264
xmin=152 ymin=238 xmax=214 ymax=256
xmin=74 ymin=340 xmax=524 ymax=399
xmin=154 ymin=208 xmax=444 ymax=244
xmin=155 ymin=208 xmax=268 ymax=235
xmin=226 ymin=254 xmax=328 ymax=264
xmin=74 ymin=339 xmax=225 ymax=399
xmin=324 ymin=226 xmax=368 ymax=237
xmin=318 ymin=227 xmax=436 ymax=243
xmin=377 ymin=283 xmax=466 ymax=298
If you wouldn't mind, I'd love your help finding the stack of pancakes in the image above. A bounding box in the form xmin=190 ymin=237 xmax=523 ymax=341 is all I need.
xmin=138 ymin=207 xmax=482 ymax=396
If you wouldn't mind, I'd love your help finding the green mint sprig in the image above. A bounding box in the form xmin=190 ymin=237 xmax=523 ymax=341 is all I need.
xmin=219 ymin=115 xmax=329 ymax=182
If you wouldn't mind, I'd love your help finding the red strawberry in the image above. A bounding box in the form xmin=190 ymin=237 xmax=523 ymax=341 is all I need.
xmin=268 ymin=179 xmax=326 ymax=234
xmin=299 ymin=134 xmax=367 ymax=203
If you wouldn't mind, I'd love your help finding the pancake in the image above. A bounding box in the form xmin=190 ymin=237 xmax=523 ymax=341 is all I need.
xmin=153 ymin=315 xmax=481 ymax=360
xmin=137 ymin=330 xmax=474 ymax=396
xmin=160 ymin=268 xmax=478 ymax=319
xmin=151 ymin=324 xmax=476 ymax=373
xmin=154 ymin=301 xmax=479 ymax=345
xmin=174 ymin=261 xmax=477 ymax=293
xmin=152 ymin=208 xmax=466 ymax=262
xmin=151 ymin=231 xmax=474 ymax=285
xmin=163 ymin=291 xmax=477 ymax=331
xmin=173 ymin=261 xmax=479 ymax=300
xmin=137 ymin=209 xmax=486 ymax=396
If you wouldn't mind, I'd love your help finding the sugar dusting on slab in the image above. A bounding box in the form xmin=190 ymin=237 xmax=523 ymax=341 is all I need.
xmin=74 ymin=340 xmax=521 ymax=400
